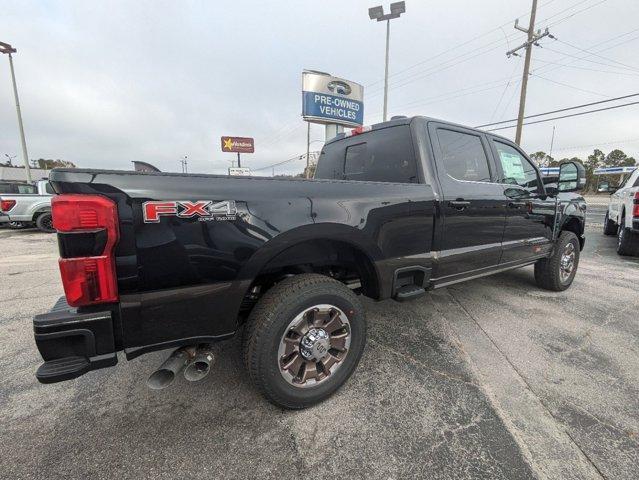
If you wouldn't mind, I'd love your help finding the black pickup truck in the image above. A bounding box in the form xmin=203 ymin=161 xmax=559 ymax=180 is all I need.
xmin=34 ymin=116 xmax=586 ymax=408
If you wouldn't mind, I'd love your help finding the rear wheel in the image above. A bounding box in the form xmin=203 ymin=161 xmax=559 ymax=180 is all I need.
xmin=8 ymin=221 xmax=27 ymax=229
xmin=534 ymin=231 xmax=580 ymax=291
xmin=243 ymin=273 xmax=366 ymax=409
xmin=603 ymin=211 xmax=616 ymax=236
xmin=616 ymin=214 xmax=639 ymax=256
xmin=35 ymin=213 xmax=55 ymax=233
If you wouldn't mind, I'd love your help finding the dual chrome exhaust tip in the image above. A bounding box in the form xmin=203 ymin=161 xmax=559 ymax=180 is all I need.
xmin=147 ymin=344 xmax=214 ymax=390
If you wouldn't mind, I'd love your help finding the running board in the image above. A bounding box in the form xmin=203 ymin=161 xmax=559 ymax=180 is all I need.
xmin=394 ymin=284 xmax=426 ymax=302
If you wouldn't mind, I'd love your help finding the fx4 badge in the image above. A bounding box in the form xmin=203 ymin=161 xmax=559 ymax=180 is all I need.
xmin=143 ymin=200 xmax=237 ymax=223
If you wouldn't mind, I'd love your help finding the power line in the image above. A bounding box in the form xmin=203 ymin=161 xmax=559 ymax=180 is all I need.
xmin=555 ymin=38 xmax=639 ymax=72
xmin=531 ymin=28 xmax=639 ymax=77
xmin=484 ymin=100 xmax=639 ymax=132
xmin=530 ymin=73 xmax=611 ymax=98
xmin=252 ymin=152 xmax=307 ymax=172
xmin=551 ymin=137 xmax=639 ymax=153
xmin=531 ymin=57 xmax=639 ymax=76
xmin=476 ymin=92 xmax=639 ymax=127
xmin=364 ymin=0 xmax=575 ymax=91
xmin=542 ymin=46 xmax=639 ymax=72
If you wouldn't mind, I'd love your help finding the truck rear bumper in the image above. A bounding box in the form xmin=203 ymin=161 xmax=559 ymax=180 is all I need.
xmin=34 ymin=297 xmax=118 ymax=383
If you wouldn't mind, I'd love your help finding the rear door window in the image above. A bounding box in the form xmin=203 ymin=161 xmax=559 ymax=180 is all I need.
xmin=435 ymin=129 xmax=492 ymax=182
xmin=315 ymin=125 xmax=418 ymax=183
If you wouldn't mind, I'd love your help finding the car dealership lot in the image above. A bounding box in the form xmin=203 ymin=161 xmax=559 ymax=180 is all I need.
xmin=1 ymin=226 xmax=637 ymax=480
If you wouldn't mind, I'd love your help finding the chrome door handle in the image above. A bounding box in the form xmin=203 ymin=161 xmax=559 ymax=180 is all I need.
xmin=508 ymin=201 xmax=527 ymax=208
xmin=448 ymin=200 xmax=471 ymax=210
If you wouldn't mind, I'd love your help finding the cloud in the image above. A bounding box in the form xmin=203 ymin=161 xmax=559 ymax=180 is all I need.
xmin=1 ymin=0 xmax=638 ymax=175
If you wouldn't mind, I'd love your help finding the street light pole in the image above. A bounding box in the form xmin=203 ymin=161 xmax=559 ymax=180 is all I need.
xmin=383 ymin=19 xmax=390 ymax=122
xmin=368 ymin=2 xmax=405 ymax=122
xmin=1 ymin=41 xmax=31 ymax=183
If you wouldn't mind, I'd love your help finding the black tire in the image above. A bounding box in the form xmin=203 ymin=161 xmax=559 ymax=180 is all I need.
xmin=616 ymin=214 xmax=639 ymax=256
xmin=8 ymin=221 xmax=27 ymax=230
xmin=534 ymin=231 xmax=580 ymax=291
xmin=243 ymin=273 xmax=366 ymax=409
xmin=603 ymin=211 xmax=617 ymax=236
xmin=35 ymin=212 xmax=55 ymax=233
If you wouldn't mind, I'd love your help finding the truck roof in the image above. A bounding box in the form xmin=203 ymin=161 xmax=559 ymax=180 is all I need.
xmin=325 ymin=115 xmax=512 ymax=145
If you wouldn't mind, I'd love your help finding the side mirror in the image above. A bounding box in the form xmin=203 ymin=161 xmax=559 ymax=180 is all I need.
xmin=557 ymin=161 xmax=586 ymax=193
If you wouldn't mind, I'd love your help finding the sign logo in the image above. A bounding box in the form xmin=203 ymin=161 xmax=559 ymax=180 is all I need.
xmin=327 ymin=80 xmax=351 ymax=95
xmin=221 ymin=136 xmax=254 ymax=153
xmin=143 ymin=200 xmax=237 ymax=223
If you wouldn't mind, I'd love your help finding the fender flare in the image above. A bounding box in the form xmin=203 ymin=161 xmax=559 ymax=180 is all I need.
xmin=238 ymin=222 xmax=384 ymax=282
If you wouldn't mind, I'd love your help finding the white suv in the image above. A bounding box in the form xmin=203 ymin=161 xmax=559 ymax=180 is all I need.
xmin=603 ymin=168 xmax=639 ymax=255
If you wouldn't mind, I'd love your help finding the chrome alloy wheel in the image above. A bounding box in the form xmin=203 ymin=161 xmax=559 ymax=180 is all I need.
xmin=277 ymin=304 xmax=351 ymax=388
xmin=559 ymin=241 xmax=576 ymax=283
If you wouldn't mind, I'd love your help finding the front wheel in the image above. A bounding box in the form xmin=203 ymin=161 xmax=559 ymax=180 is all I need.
xmin=534 ymin=231 xmax=580 ymax=291
xmin=243 ymin=273 xmax=366 ymax=409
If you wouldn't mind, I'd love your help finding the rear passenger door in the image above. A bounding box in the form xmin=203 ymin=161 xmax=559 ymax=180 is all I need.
xmin=428 ymin=123 xmax=506 ymax=279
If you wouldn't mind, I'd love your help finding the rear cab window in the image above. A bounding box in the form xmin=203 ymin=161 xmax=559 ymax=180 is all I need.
xmin=315 ymin=125 xmax=418 ymax=183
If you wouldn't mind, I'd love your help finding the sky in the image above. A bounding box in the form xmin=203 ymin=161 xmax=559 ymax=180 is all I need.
xmin=1 ymin=0 xmax=638 ymax=176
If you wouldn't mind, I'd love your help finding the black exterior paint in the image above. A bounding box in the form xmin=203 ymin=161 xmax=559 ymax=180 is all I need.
xmin=43 ymin=116 xmax=585 ymax=366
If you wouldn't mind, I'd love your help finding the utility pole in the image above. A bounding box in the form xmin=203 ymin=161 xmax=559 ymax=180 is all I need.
xmin=179 ymin=155 xmax=188 ymax=173
xmin=237 ymin=152 xmax=241 ymax=168
xmin=506 ymin=0 xmax=554 ymax=145
xmin=1 ymin=41 xmax=31 ymax=183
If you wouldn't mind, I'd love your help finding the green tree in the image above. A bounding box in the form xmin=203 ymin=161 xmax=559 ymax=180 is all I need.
xmin=529 ymin=151 xmax=555 ymax=167
xmin=604 ymin=149 xmax=636 ymax=167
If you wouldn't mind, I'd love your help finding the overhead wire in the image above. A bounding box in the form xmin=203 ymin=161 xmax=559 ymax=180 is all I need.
xmin=484 ymin=100 xmax=639 ymax=131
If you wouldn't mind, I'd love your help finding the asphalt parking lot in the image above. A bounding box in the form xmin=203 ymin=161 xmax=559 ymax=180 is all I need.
xmin=1 ymin=224 xmax=637 ymax=480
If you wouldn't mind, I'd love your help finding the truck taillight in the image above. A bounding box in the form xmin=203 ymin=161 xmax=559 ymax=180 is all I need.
xmin=52 ymin=195 xmax=119 ymax=307
xmin=0 ymin=199 xmax=16 ymax=212
xmin=634 ymin=192 xmax=639 ymax=218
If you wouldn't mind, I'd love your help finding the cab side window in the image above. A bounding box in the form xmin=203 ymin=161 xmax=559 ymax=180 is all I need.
xmin=493 ymin=141 xmax=540 ymax=192
xmin=435 ymin=129 xmax=492 ymax=183
xmin=18 ymin=184 xmax=36 ymax=194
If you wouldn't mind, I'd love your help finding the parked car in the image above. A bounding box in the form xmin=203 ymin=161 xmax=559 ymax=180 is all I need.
xmin=602 ymin=167 xmax=639 ymax=255
xmin=0 ymin=181 xmax=37 ymax=228
xmin=0 ymin=179 xmax=55 ymax=232
xmin=32 ymin=116 xmax=586 ymax=409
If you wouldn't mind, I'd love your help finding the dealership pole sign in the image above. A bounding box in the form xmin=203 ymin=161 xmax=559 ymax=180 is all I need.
xmin=302 ymin=71 xmax=364 ymax=127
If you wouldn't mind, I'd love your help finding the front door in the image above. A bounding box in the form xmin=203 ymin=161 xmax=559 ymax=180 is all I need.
xmin=428 ymin=123 xmax=507 ymax=280
xmin=488 ymin=138 xmax=554 ymax=263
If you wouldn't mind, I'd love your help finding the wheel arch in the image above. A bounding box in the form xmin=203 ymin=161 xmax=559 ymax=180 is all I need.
xmin=560 ymin=215 xmax=585 ymax=250
xmin=238 ymin=223 xmax=384 ymax=301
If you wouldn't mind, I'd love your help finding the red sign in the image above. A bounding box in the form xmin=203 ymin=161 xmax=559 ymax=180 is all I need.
xmin=221 ymin=136 xmax=254 ymax=153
